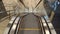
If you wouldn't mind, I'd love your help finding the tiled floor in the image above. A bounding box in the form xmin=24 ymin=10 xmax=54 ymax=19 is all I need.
xmin=0 ymin=18 xmax=9 ymax=34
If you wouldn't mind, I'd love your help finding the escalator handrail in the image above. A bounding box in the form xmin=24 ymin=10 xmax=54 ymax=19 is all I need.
xmin=33 ymin=13 xmax=45 ymax=34
xmin=43 ymin=16 xmax=51 ymax=34
xmin=8 ymin=16 xmax=18 ymax=34
xmin=14 ymin=17 xmax=20 ymax=34
xmin=41 ymin=17 xmax=50 ymax=34
xmin=39 ymin=17 xmax=45 ymax=34
xmin=14 ymin=14 xmax=29 ymax=34
xmin=4 ymin=16 xmax=17 ymax=34
xmin=43 ymin=16 xmax=57 ymax=34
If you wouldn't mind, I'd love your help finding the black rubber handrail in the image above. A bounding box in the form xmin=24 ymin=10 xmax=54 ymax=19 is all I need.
xmin=40 ymin=17 xmax=46 ymax=34
xmin=38 ymin=17 xmax=45 ymax=34
xmin=8 ymin=16 xmax=18 ymax=34
xmin=14 ymin=17 xmax=20 ymax=34
xmin=43 ymin=16 xmax=51 ymax=34
xmin=33 ymin=14 xmax=46 ymax=34
xmin=16 ymin=17 xmax=22 ymax=34
xmin=15 ymin=13 xmax=29 ymax=34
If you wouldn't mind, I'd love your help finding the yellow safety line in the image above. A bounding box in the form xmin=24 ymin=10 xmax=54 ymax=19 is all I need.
xmin=19 ymin=28 xmax=41 ymax=30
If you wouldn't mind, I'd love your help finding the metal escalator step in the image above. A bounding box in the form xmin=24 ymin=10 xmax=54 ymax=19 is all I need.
xmin=18 ymin=30 xmax=42 ymax=34
xmin=20 ymin=13 xmax=40 ymax=28
xmin=18 ymin=13 xmax=43 ymax=34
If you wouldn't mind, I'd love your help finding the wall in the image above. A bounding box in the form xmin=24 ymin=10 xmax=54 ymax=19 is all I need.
xmin=2 ymin=0 xmax=47 ymax=16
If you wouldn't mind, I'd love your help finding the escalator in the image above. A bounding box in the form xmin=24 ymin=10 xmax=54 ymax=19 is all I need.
xmin=4 ymin=13 xmax=56 ymax=34
xmin=17 ymin=13 xmax=43 ymax=34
